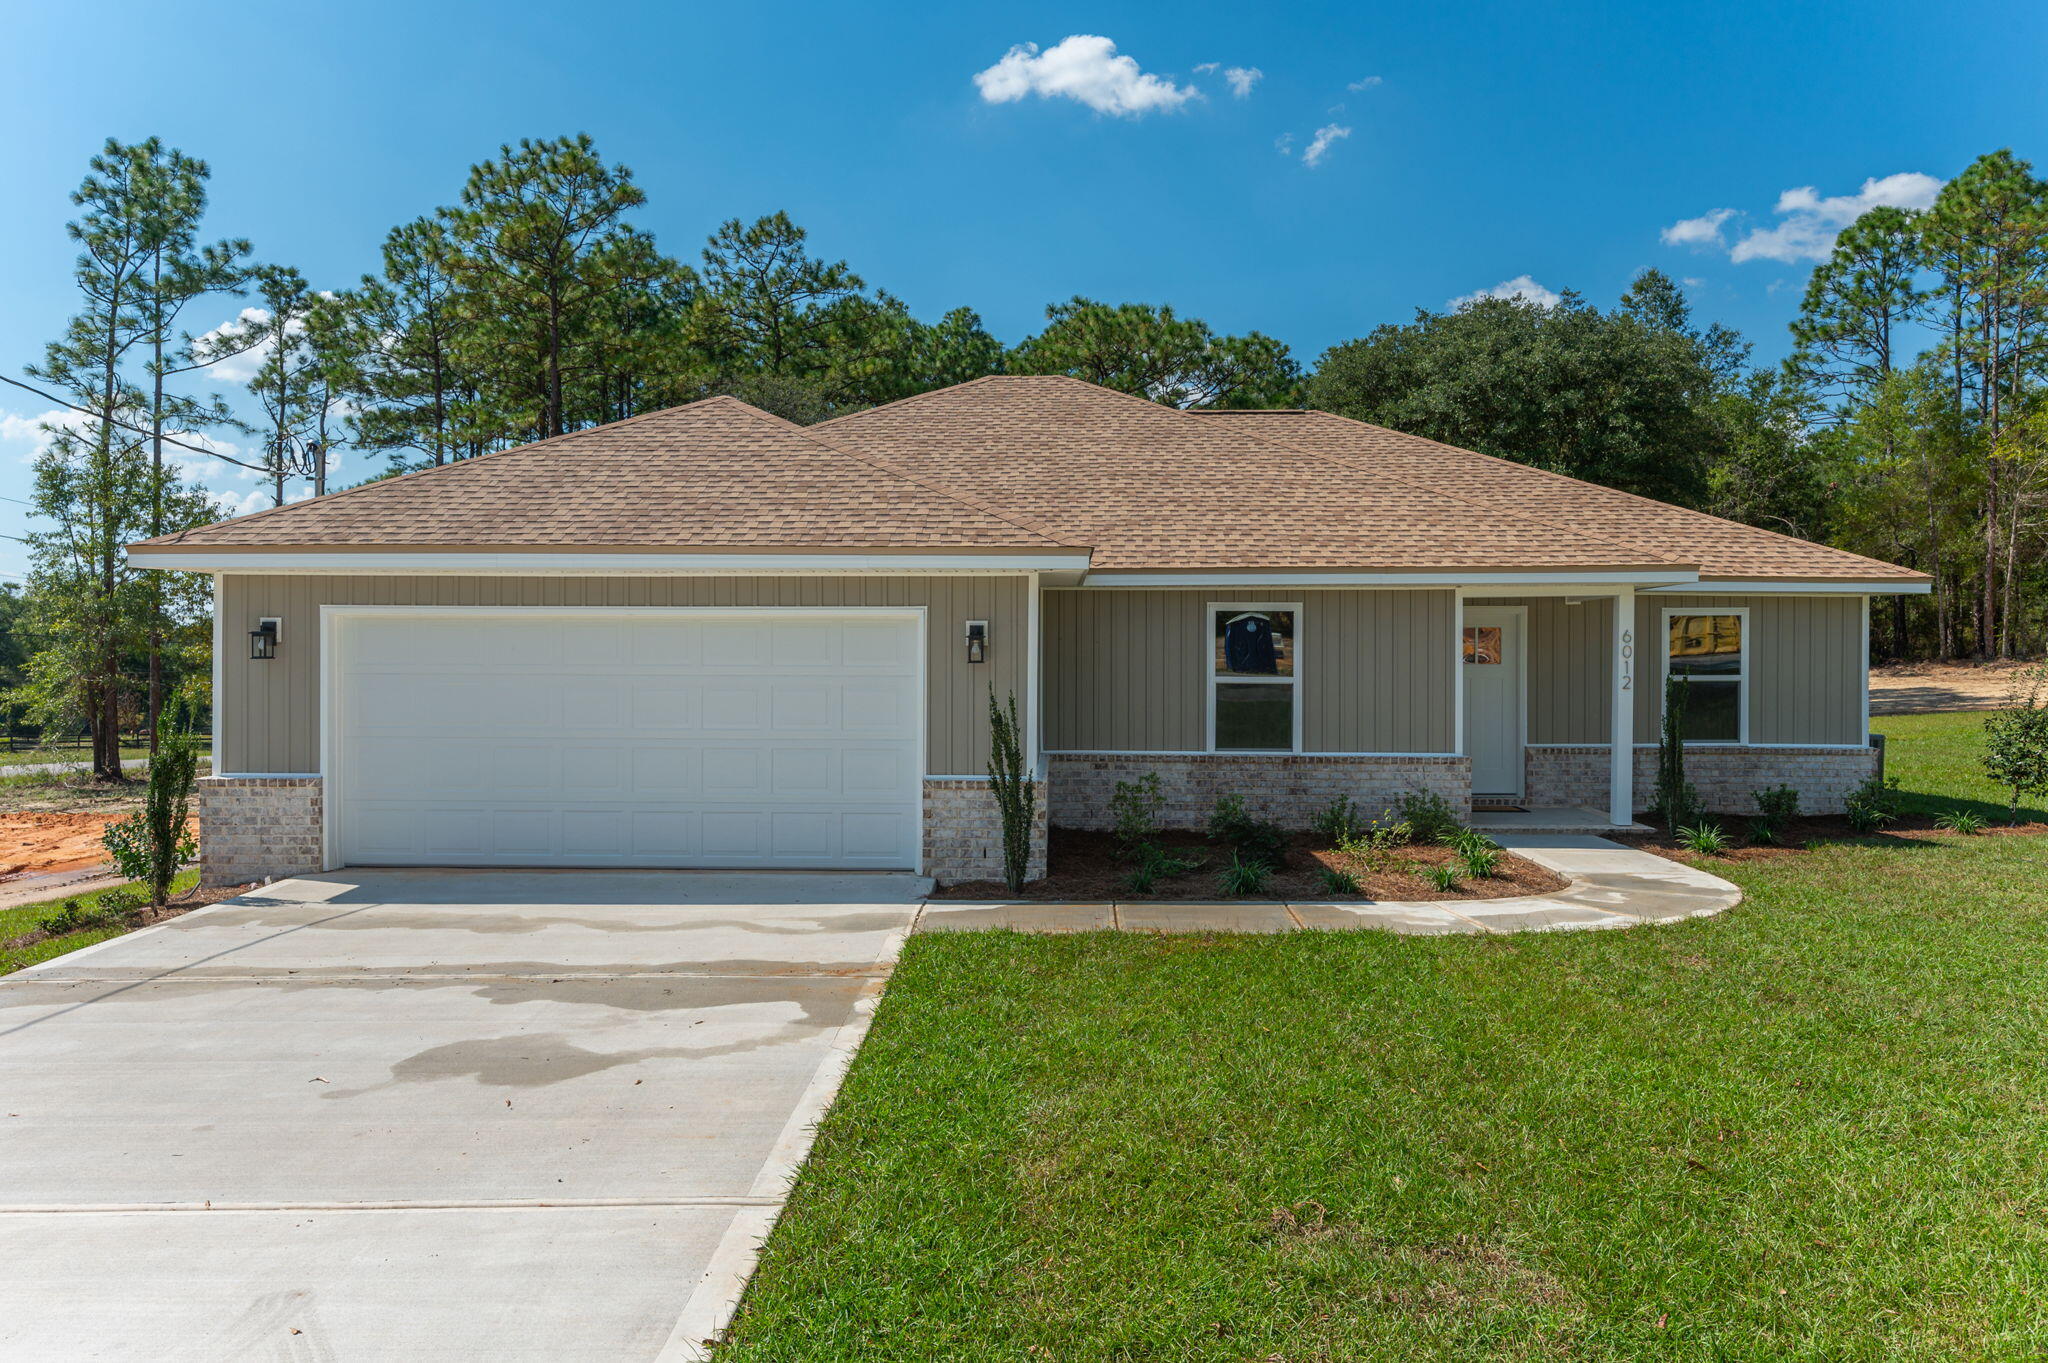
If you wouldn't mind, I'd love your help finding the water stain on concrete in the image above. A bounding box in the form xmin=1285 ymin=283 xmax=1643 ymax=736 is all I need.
xmin=322 ymin=1019 xmax=823 ymax=1096
xmin=191 ymin=906 xmax=913 ymax=938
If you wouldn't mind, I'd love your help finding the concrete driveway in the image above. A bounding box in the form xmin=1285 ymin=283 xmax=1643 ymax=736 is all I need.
xmin=0 ymin=869 xmax=924 ymax=1362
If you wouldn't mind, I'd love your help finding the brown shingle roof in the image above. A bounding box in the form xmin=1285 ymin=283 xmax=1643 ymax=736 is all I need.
xmin=813 ymin=377 xmax=1689 ymax=572
xmin=1193 ymin=407 xmax=1925 ymax=581
xmin=134 ymin=396 xmax=1077 ymax=552
xmin=137 ymin=376 xmax=1925 ymax=584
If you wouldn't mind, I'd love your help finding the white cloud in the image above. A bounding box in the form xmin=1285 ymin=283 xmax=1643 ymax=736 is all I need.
xmin=1449 ymin=275 xmax=1563 ymax=310
xmin=1193 ymin=61 xmax=1218 ymax=73
xmin=1660 ymin=207 xmax=1738 ymax=249
xmin=1347 ymin=75 xmax=1383 ymax=91
xmin=1726 ymin=172 xmax=1944 ymax=264
xmin=1274 ymin=133 xmax=1294 ymax=156
xmin=1222 ymin=65 xmax=1261 ymax=98
xmin=1681 ymin=276 xmax=1706 ymax=289
xmin=191 ymin=306 xmax=283 ymax=382
xmin=1301 ymin=123 xmax=1352 ymax=168
xmin=0 ymin=407 xmax=85 ymax=455
xmin=974 ymin=35 xmax=1199 ymax=116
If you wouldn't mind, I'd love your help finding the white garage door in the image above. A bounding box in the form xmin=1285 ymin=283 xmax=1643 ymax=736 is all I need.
xmin=332 ymin=611 xmax=922 ymax=870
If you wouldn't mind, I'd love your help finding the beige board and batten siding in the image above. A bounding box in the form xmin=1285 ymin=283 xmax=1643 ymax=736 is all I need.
xmin=216 ymin=574 xmax=1026 ymax=776
xmin=1633 ymin=593 xmax=1865 ymax=745
xmin=1043 ymin=588 xmax=1456 ymax=753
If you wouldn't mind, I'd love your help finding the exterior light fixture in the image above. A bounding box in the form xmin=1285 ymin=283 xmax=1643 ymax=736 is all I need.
xmin=250 ymin=617 xmax=281 ymax=661
xmin=964 ymin=620 xmax=988 ymax=664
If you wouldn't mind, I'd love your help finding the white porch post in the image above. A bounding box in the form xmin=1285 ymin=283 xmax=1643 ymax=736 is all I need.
xmin=1610 ymin=587 xmax=1636 ymax=825
xmin=1025 ymin=570 xmax=1044 ymax=780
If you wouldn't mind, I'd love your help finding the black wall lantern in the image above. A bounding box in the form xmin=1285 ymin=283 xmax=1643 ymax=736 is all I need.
xmin=250 ymin=617 xmax=281 ymax=661
xmin=964 ymin=619 xmax=988 ymax=664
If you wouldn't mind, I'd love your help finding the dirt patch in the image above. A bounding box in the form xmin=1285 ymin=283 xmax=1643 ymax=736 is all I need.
xmin=1870 ymin=659 xmax=2042 ymax=715
xmin=0 ymin=812 xmax=125 ymax=877
xmin=931 ymin=827 xmax=1569 ymax=901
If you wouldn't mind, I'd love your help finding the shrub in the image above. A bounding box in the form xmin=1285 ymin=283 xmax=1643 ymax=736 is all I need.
xmin=1447 ymin=827 xmax=1499 ymax=858
xmin=1309 ymin=795 xmax=1367 ymax=845
xmin=1934 ymin=810 xmax=1987 ymax=836
xmin=985 ymin=688 xmax=1036 ymax=892
xmin=1109 ymin=772 xmax=1166 ymax=858
xmin=1396 ymin=791 xmax=1462 ymax=843
xmin=1126 ymin=843 xmax=1203 ymax=892
xmin=1652 ymin=675 xmax=1703 ymax=830
xmin=36 ymin=898 xmax=93 ymax=936
xmin=1844 ymin=775 xmax=1904 ymax=834
xmin=1750 ymin=784 xmax=1800 ymax=844
xmin=1217 ymin=854 xmax=1273 ymax=897
xmin=95 ymin=887 xmax=145 ymax=918
xmin=1983 ymin=665 xmax=2048 ymax=823
xmin=1335 ymin=816 xmax=1410 ymax=870
xmin=1207 ymin=794 xmax=1286 ymax=865
xmin=1421 ymin=864 xmax=1461 ymax=892
xmin=1458 ymin=843 xmax=1502 ymax=878
xmin=101 ymin=704 xmax=203 ymax=908
xmin=1677 ymin=822 xmax=1728 ymax=855
xmin=1317 ymin=865 xmax=1362 ymax=896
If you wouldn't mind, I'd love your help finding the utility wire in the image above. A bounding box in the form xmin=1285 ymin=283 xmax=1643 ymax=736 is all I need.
xmin=0 ymin=372 xmax=271 ymax=473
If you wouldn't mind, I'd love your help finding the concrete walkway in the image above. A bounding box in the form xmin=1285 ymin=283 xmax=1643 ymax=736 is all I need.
xmin=0 ymin=869 xmax=925 ymax=1362
xmin=917 ymin=835 xmax=1740 ymax=936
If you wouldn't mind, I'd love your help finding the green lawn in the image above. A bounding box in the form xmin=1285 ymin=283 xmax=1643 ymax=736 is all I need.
xmin=721 ymin=717 xmax=2048 ymax=1360
xmin=1874 ymin=709 xmax=2047 ymax=822
xmin=0 ymin=869 xmax=200 ymax=976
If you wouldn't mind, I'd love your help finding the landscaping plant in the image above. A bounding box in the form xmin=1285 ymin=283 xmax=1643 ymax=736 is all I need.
xmin=985 ymin=688 xmax=1035 ymax=892
xmin=100 ymin=705 xmax=202 ymax=909
xmin=1750 ymin=783 xmax=1800 ymax=844
xmin=1396 ymin=790 xmax=1462 ymax=843
xmin=1334 ymin=815 xmax=1410 ymax=871
xmin=1108 ymin=772 xmax=1166 ymax=857
xmin=1677 ymin=822 xmax=1729 ymax=855
xmin=1934 ymin=810 xmax=1987 ymax=835
xmin=1317 ymin=865 xmax=1362 ymax=896
xmin=1308 ymin=794 xmax=1367 ymax=845
xmin=1982 ymin=665 xmax=2048 ymax=823
xmin=1653 ymin=674 xmax=1703 ymax=830
xmin=1457 ymin=843 xmax=1502 ymax=878
xmin=1207 ymin=794 xmax=1286 ymax=866
xmin=1421 ymin=863 xmax=1461 ymax=891
xmin=1844 ymin=775 xmax=1905 ymax=834
xmin=1216 ymin=853 xmax=1272 ymax=897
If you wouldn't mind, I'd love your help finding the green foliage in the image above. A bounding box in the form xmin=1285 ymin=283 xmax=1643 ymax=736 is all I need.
xmin=1676 ymin=822 xmax=1729 ymax=855
xmin=1982 ymin=666 xmax=2048 ymax=822
xmin=36 ymin=886 xmax=143 ymax=937
xmin=1654 ymin=675 xmax=1704 ymax=829
xmin=1395 ymin=791 xmax=1462 ymax=843
xmin=1108 ymin=772 xmax=1166 ymax=857
xmin=984 ymin=688 xmax=1035 ymax=892
xmin=1308 ymin=794 xmax=1367 ymax=845
xmin=1934 ymin=810 xmax=1988 ymax=835
xmin=1750 ymin=783 xmax=1801 ymax=843
xmin=100 ymin=705 xmax=202 ymax=906
xmin=1124 ymin=843 xmax=1204 ymax=893
xmin=1844 ymin=775 xmax=1906 ymax=834
xmin=1335 ymin=816 xmax=1411 ymax=870
xmin=1421 ymin=864 xmax=1461 ymax=891
xmin=1215 ymin=854 xmax=1273 ymax=897
xmin=1316 ymin=865 xmax=1362 ymax=896
xmin=1011 ymin=297 xmax=1300 ymax=409
xmin=1457 ymin=843 xmax=1503 ymax=878
xmin=1206 ymin=794 xmax=1286 ymax=865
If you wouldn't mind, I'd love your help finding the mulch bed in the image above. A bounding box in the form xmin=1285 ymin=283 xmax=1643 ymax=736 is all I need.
xmin=1618 ymin=813 xmax=2048 ymax=868
xmin=932 ymin=828 xmax=1569 ymax=902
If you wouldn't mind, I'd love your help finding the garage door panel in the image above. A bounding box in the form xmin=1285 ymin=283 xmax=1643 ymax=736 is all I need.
xmin=337 ymin=614 xmax=921 ymax=870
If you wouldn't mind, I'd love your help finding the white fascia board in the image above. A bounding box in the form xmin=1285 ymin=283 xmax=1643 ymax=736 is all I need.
xmin=1077 ymin=569 xmax=1700 ymax=589
xmin=1646 ymin=580 xmax=1929 ymax=596
xmin=129 ymin=550 xmax=1094 ymax=575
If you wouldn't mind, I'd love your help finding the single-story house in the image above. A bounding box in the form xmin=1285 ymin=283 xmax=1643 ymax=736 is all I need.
xmin=129 ymin=376 xmax=1928 ymax=886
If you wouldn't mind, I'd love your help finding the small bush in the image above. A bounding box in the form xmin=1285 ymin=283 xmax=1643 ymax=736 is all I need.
xmin=1750 ymin=784 xmax=1800 ymax=843
xmin=1983 ymin=665 xmax=2048 ymax=822
xmin=1677 ymin=822 xmax=1729 ymax=855
xmin=1208 ymin=794 xmax=1286 ymax=865
xmin=1458 ymin=844 xmax=1502 ymax=878
xmin=985 ymin=688 xmax=1036 ymax=893
xmin=95 ymin=887 xmax=145 ymax=918
xmin=1217 ymin=854 xmax=1273 ymax=897
xmin=1934 ymin=810 xmax=1987 ymax=835
xmin=1421 ymin=864 xmax=1461 ymax=892
xmin=1309 ymin=795 xmax=1367 ymax=845
xmin=1124 ymin=843 xmax=1205 ymax=894
xmin=1109 ymin=772 xmax=1166 ymax=857
xmin=1653 ymin=675 xmax=1703 ymax=830
xmin=1397 ymin=791 xmax=1462 ymax=843
xmin=1844 ymin=775 xmax=1904 ymax=834
xmin=36 ymin=898 xmax=94 ymax=936
xmin=1317 ymin=865 xmax=1362 ymax=896
xmin=1447 ymin=827 xmax=1498 ymax=858
xmin=1335 ymin=816 xmax=1410 ymax=870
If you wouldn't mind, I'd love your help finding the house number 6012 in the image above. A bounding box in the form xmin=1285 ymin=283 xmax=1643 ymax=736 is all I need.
xmin=1620 ymin=628 xmax=1634 ymax=690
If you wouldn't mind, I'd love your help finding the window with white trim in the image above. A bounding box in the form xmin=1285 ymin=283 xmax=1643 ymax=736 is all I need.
xmin=1209 ymin=604 xmax=1298 ymax=752
xmin=1663 ymin=609 xmax=1747 ymax=743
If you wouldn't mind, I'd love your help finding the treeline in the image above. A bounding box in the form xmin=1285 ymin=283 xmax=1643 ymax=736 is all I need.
xmin=10 ymin=137 xmax=2046 ymax=778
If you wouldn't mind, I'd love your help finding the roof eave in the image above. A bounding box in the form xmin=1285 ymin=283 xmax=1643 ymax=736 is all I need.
xmin=125 ymin=545 xmax=1096 ymax=575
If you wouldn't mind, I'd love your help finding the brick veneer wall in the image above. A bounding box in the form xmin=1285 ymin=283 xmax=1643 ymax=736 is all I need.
xmin=923 ymin=778 xmax=1049 ymax=885
xmin=196 ymin=775 xmax=323 ymax=886
xmin=1524 ymin=744 xmax=1879 ymax=815
xmin=1047 ymin=753 xmax=1472 ymax=831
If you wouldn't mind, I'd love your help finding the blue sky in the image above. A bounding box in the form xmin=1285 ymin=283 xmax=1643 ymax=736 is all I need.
xmin=2 ymin=0 xmax=2042 ymax=579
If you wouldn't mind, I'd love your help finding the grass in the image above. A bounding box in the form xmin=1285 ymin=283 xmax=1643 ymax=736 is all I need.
xmin=0 ymin=868 xmax=200 ymax=977
xmin=720 ymin=717 xmax=2048 ymax=1360
xmin=0 ymin=744 xmax=210 ymax=769
xmin=1874 ymin=710 xmax=2047 ymax=822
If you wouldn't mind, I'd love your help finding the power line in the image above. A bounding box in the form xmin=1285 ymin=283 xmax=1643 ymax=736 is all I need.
xmin=0 ymin=372 xmax=271 ymax=473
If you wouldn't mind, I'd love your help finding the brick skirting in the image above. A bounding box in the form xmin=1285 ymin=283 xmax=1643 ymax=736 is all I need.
xmin=1525 ymin=744 xmax=1880 ymax=816
xmin=1046 ymin=753 xmax=1472 ymax=831
xmin=923 ymin=778 xmax=1049 ymax=885
xmin=196 ymin=775 xmax=323 ymax=887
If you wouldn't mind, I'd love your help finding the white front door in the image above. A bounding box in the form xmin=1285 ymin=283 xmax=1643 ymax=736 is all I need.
xmin=330 ymin=610 xmax=923 ymax=870
xmin=1462 ymin=607 xmax=1525 ymax=798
